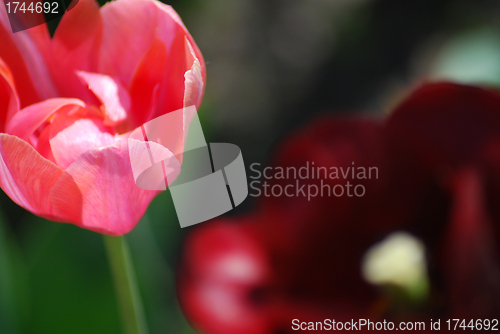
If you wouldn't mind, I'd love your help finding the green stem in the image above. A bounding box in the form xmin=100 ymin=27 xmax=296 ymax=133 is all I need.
xmin=104 ymin=235 xmax=149 ymax=334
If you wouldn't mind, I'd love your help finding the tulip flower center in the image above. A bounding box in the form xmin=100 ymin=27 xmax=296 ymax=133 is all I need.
xmin=33 ymin=104 xmax=118 ymax=168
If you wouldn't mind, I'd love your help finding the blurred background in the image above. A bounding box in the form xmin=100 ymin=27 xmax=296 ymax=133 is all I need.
xmin=2 ymin=0 xmax=500 ymax=333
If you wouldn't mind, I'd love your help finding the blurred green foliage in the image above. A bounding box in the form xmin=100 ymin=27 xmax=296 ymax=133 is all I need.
xmin=0 ymin=191 xmax=197 ymax=334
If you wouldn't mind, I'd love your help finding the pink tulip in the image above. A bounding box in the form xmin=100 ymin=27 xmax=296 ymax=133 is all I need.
xmin=0 ymin=0 xmax=205 ymax=235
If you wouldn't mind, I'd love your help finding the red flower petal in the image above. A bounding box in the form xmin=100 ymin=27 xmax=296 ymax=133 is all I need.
xmin=387 ymin=82 xmax=500 ymax=170
xmin=441 ymin=169 xmax=500 ymax=318
xmin=0 ymin=7 xmax=55 ymax=106
xmin=76 ymin=71 xmax=129 ymax=126
xmin=178 ymin=221 xmax=274 ymax=334
xmin=0 ymin=134 xmax=64 ymax=218
xmin=5 ymin=98 xmax=85 ymax=141
xmin=0 ymin=57 xmax=19 ymax=131
xmin=50 ymin=139 xmax=158 ymax=235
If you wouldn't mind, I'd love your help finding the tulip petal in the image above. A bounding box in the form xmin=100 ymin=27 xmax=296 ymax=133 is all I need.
xmin=0 ymin=134 xmax=64 ymax=218
xmin=128 ymin=38 xmax=167 ymax=127
xmin=481 ymin=139 xmax=500 ymax=231
xmin=151 ymin=3 xmax=204 ymax=117
xmin=153 ymin=1 xmax=206 ymax=84
xmin=153 ymin=31 xmax=188 ymax=118
xmin=152 ymin=35 xmax=205 ymax=122
xmin=50 ymin=117 xmax=116 ymax=169
xmin=50 ymin=0 xmax=103 ymax=101
xmin=98 ymin=0 xmax=159 ymax=85
xmin=443 ymin=169 xmax=500 ymax=317
xmin=35 ymin=124 xmax=56 ymax=163
xmin=387 ymin=82 xmax=500 ymax=169
xmin=53 ymin=0 xmax=102 ymax=50
xmin=76 ymin=71 xmax=129 ymax=125
xmin=183 ymin=38 xmax=204 ymax=110
xmin=50 ymin=139 xmax=158 ymax=235
xmin=6 ymin=98 xmax=86 ymax=141
xmin=0 ymin=5 xmax=55 ymax=106
xmin=97 ymin=0 xmax=205 ymax=82
xmin=97 ymin=0 xmax=205 ymax=121
xmin=178 ymin=222 xmax=273 ymax=334
xmin=0 ymin=58 xmax=19 ymax=131
xmin=127 ymin=137 xmax=180 ymax=188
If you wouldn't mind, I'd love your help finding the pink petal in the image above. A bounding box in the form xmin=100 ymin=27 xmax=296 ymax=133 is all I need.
xmin=35 ymin=125 xmax=56 ymax=163
xmin=76 ymin=71 xmax=129 ymax=125
xmin=152 ymin=32 xmax=188 ymax=119
xmin=50 ymin=139 xmax=158 ymax=235
xmin=0 ymin=5 xmax=55 ymax=106
xmin=127 ymin=137 xmax=181 ymax=190
xmin=132 ymin=106 xmax=192 ymax=165
xmin=98 ymin=0 xmax=159 ymax=85
xmin=97 ymin=0 xmax=205 ymax=113
xmin=50 ymin=117 xmax=116 ymax=169
xmin=153 ymin=2 xmax=206 ymax=117
xmin=49 ymin=0 xmax=104 ymax=102
xmin=128 ymin=38 xmax=167 ymax=128
xmin=0 ymin=58 xmax=19 ymax=131
xmin=183 ymin=38 xmax=204 ymax=109
xmin=0 ymin=134 xmax=64 ymax=218
xmin=153 ymin=0 xmax=205 ymax=83
xmin=5 ymin=98 xmax=85 ymax=141
xmin=152 ymin=33 xmax=205 ymax=122
xmin=53 ymin=0 xmax=102 ymax=50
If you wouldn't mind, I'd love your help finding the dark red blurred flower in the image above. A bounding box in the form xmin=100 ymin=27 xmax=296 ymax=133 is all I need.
xmin=387 ymin=83 xmax=500 ymax=319
xmin=177 ymin=83 xmax=500 ymax=334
